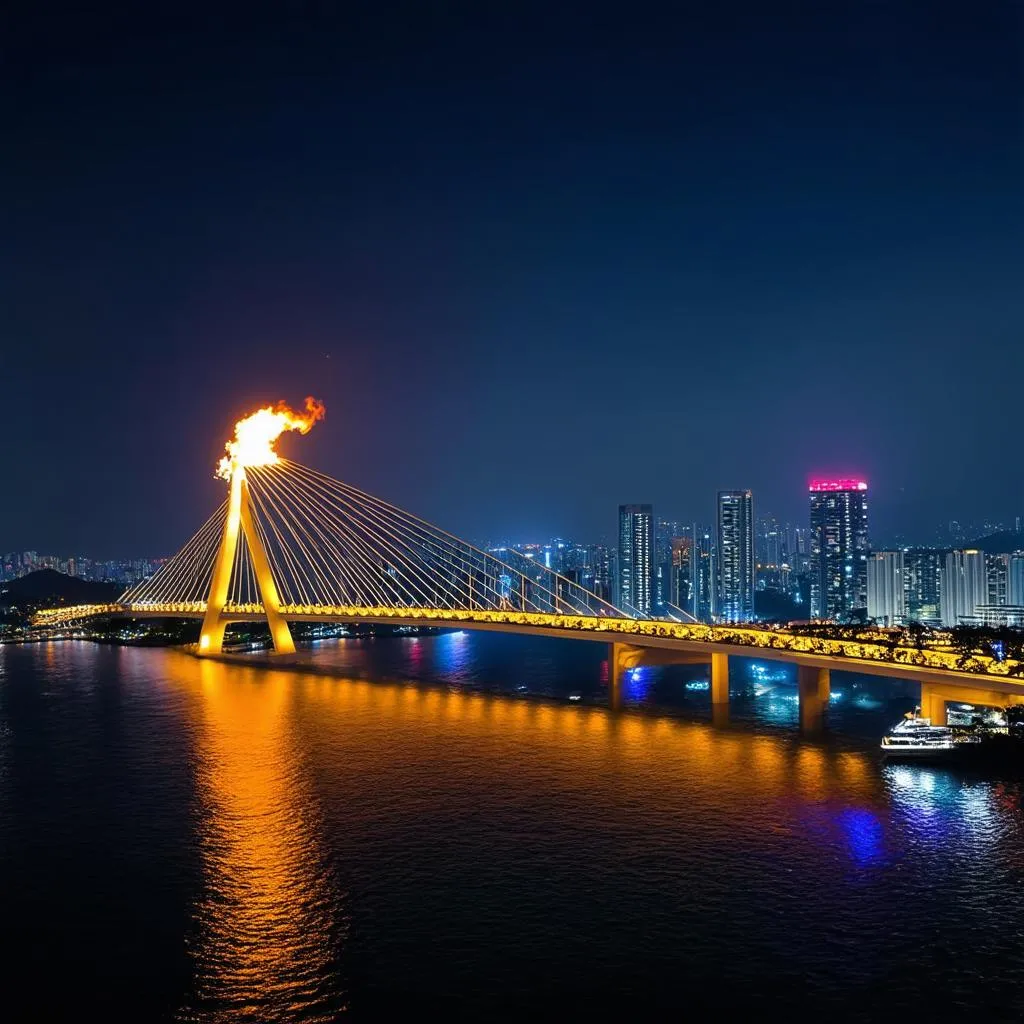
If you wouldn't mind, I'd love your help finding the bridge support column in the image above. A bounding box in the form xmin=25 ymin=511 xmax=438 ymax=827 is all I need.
xmin=707 ymin=653 xmax=730 ymax=725
xmin=710 ymin=652 xmax=729 ymax=707
xmin=919 ymin=684 xmax=948 ymax=726
xmin=798 ymin=666 xmax=830 ymax=735
xmin=199 ymin=466 xmax=295 ymax=656
xmin=238 ymin=477 xmax=295 ymax=655
xmin=199 ymin=466 xmax=244 ymax=655
xmin=609 ymin=643 xmax=643 ymax=711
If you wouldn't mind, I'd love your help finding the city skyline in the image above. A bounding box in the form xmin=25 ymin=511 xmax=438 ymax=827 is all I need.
xmin=4 ymin=482 xmax=1022 ymax=568
xmin=10 ymin=475 xmax=1024 ymax=632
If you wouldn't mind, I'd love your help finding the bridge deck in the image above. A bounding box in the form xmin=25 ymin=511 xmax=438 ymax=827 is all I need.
xmin=29 ymin=602 xmax=1024 ymax=697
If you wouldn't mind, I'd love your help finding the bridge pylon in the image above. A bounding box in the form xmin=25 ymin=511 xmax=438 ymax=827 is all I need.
xmin=199 ymin=465 xmax=296 ymax=656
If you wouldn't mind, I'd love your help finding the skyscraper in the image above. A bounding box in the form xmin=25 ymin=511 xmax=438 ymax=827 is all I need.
xmin=866 ymin=550 xmax=906 ymax=626
xmin=669 ymin=536 xmax=692 ymax=609
xmin=617 ymin=504 xmax=653 ymax=614
xmin=987 ymin=553 xmax=1010 ymax=607
xmin=904 ymin=548 xmax=943 ymax=625
xmin=716 ymin=490 xmax=754 ymax=623
xmin=808 ymin=479 xmax=870 ymax=620
xmin=1010 ymin=553 xmax=1024 ymax=607
xmin=941 ymin=549 xmax=987 ymax=626
xmin=653 ymin=517 xmax=683 ymax=615
xmin=756 ymin=515 xmax=783 ymax=569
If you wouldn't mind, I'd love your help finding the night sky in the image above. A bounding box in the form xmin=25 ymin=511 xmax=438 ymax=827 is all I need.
xmin=4 ymin=2 xmax=1022 ymax=556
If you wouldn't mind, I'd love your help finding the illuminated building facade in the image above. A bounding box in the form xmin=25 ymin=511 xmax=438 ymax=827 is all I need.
xmin=756 ymin=516 xmax=783 ymax=569
xmin=866 ymin=550 xmax=906 ymax=626
xmin=1010 ymin=553 xmax=1024 ymax=607
xmin=903 ymin=548 xmax=943 ymax=625
xmin=670 ymin=536 xmax=692 ymax=610
xmin=617 ymin=504 xmax=653 ymax=614
xmin=986 ymin=553 xmax=1010 ymax=607
xmin=716 ymin=490 xmax=754 ymax=623
xmin=694 ymin=528 xmax=716 ymax=622
xmin=808 ymin=479 xmax=869 ymax=621
xmin=653 ymin=518 xmax=685 ymax=615
xmin=940 ymin=549 xmax=987 ymax=627
xmin=959 ymin=604 xmax=1024 ymax=628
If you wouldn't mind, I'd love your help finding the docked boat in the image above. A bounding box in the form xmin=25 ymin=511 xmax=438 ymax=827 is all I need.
xmin=880 ymin=709 xmax=957 ymax=759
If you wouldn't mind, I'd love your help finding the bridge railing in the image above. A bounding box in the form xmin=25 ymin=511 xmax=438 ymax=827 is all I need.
xmin=29 ymin=601 xmax=1023 ymax=681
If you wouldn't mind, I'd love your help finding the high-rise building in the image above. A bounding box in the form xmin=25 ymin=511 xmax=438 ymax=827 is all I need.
xmin=1009 ymin=553 xmax=1024 ymax=607
xmin=866 ymin=551 xmax=906 ymax=626
xmin=808 ymin=479 xmax=869 ymax=620
xmin=617 ymin=504 xmax=653 ymax=614
xmin=940 ymin=549 xmax=987 ymax=627
xmin=793 ymin=526 xmax=810 ymax=574
xmin=588 ymin=545 xmax=612 ymax=603
xmin=987 ymin=554 xmax=1010 ymax=607
xmin=716 ymin=490 xmax=754 ymax=623
xmin=669 ymin=536 xmax=693 ymax=609
xmin=653 ymin=518 xmax=685 ymax=615
xmin=756 ymin=516 xmax=783 ymax=568
xmin=690 ymin=526 xmax=716 ymax=622
xmin=904 ymin=548 xmax=943 ymax=625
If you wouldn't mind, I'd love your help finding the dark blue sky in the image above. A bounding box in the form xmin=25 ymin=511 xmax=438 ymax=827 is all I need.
xmin=4 ymin=1 xmax=1022 ymax=555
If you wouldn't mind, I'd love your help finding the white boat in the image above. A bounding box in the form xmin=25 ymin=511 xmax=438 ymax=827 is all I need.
xmin=880 ymin=709 xmax=957 ymax=758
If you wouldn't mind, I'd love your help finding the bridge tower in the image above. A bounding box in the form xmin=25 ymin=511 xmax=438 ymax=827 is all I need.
xmin=199 ymin=465 xmax=296 ymax=656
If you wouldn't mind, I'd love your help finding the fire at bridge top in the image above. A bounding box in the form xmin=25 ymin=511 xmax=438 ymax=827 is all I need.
xmin=116 ymin=393 xmax=649 ymax=654
xmin=216 ymin=396 xmax=325 ymax=480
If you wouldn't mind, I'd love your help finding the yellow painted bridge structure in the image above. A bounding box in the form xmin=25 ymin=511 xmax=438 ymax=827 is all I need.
xmin=34 ymin=458 xmax=1024 ymax=727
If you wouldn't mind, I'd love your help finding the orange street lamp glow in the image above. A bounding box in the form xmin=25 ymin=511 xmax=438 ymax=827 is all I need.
xmin=216 ymin=397 xmax=325 ymax=480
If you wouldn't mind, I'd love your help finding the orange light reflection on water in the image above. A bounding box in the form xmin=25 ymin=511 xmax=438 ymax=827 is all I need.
xmin=171 ymin=656 xmax=348 ymax=1022
xmin=165 ymin=649 xmax=893 ymax=1021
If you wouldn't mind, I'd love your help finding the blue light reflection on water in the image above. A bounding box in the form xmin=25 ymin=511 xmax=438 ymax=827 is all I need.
xmin=432 ymin=629 xmax=472 ymax=677
xmin=623 ymin=665 xmax=651 ymax=702
xmin=837 ymin=807 xmax=885 ymax=866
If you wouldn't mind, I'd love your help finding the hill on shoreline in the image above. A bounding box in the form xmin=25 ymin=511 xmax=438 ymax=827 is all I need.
xmin=964 ymin=531 xmax=1024 ymax=553
xmin=0 ymin=569 xmax=122 ymax=609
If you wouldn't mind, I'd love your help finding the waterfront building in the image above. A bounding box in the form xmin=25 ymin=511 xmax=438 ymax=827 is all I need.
xmin=940 ymin=549 xmax=987 ymax=627
xmin=1010 ymin=553 xmax=1024 ymax=607
xmin=617 ymin=504 xmax=653 ymax=614
xmin=669 ymin=535 xmax=693 ymax=611
xmin=808 ymin=479 xmax=870 ymax=620
xmin=866 ymin=550 xmax=906 ymax=626
xmin=904 ymin=548 xmax=943 ymax=625
xmin=717 ymin=490 xmax=754 ymax=623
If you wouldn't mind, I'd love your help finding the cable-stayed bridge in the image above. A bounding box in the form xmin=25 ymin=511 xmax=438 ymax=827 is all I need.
xmin=33 ymin=458 xmax=1024 ymax=727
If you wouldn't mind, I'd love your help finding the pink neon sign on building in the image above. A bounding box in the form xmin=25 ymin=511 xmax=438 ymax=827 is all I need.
xmin=808 ymin=478 xmax=868 ymax=492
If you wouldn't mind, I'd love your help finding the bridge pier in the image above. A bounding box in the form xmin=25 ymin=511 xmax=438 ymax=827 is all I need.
xmin=919 ymin=683 xmax=947 ymax=725
xmin=798 ymin=666 xmax=830 ymax=735
xmin=711 ymin=652 xmax=729 ymax=706
xmin=608 ymin=642 xmax=645 ymax=710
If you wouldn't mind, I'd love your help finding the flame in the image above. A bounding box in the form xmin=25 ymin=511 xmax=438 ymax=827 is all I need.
xmin=216 ymin=397 xmax=325 ymax=479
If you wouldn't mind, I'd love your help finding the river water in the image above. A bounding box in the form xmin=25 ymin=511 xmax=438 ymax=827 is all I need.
xmin=1 ymin=633 xmax=1022 ymax=1020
